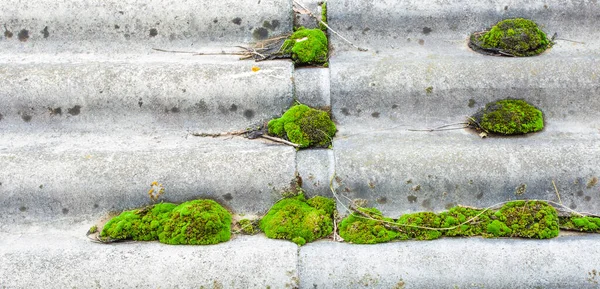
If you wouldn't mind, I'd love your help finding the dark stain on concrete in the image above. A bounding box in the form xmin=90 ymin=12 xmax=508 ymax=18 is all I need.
xmin=243 ymin=109 xmax=255 ymax=119
xmin=468 ymin=99 xmax=476 ymax=108
xmin=0 ymin=112 xmax=3 ymax=121
xmin=21 ymin=113 xmax=32 ymax=122
xmin=422 ymin=27 xmax=432 ymax=35
xmin=62 ymin=208 xmax=69 ymax=215
xmin=68 ymin=105 xmax=82 ymax=116
xmin=585 ymin=196 xmax=592 ymax=202
xmin=577 ymin=190 xmax=584 ymax=197
xmin=4 ymin=28 xmax=13 ymax=38
xmin=504 ymin=5 xmax=509 ymax=10
xmin=229 ymin=104 xmax=238 ymax=112
xmin=362 ymin=28 xmax=370 ymax=34
xmin=418 ymin=39 xmax=425 ymax=45
xmin=223 ymin=193 xmax=233 ymax=201
xmin=149 ymin=28 xmax=158 ymax=37
xmin=19 ymin=206 xmax=27 ymax=212
xmin=341 ymin=108 xmax=350 ymax=116
xmin=138 ymin=98 xmax=143 ymax=107
xmin=252 ymin=27 xmax=269 ymax=40
xmin=114 ymin=24 xmax=120 ymax=29
xmin=213 ymin=19 xmax=218 ymax=24
xmin=18 ymin=29 xmax=29 ymax=41
xmin=407 ymin=195 xmax=417 ymax=203
xmin=422 ymin=199 xmax=432 ymax=209
xmin=232 ymin=17 xmax=242 ymax=25
xmin=41 ymin=26 xmax=49 ymax=38
xmin=371 ymin=112 xmax=380 ymax=118
xmin=476 ymin=192 xmax=484 ymax=200
xmin=376 ymin=197 xmax=387 ymax=204
xmin=93 ymin=203 xmax=99 ymax=208
xmin=195 ymin=101 xmax=209 ymax=113
xmin=262 ymin=20 xmax=280 ymax=30
xmin=170 ymin=107 xmax=180 ymax=113
xmin=49 ymin=107 xmax=62 ymax=116
xmin=392 ymin=104 xmax=398 ymax=109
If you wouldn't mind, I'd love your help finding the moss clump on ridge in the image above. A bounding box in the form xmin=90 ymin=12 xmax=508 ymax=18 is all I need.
xmin=268 ymin=104 xmax=336 ymax=148
xmin=338 ymin=200 xmax=561 ymax=244
xmin=260 ymin=194 xmax=335 ymax=245
xmin=471 ymin=99 xmax=544 ymax=135
xmin=100 ymin=200 xmax=231 ymax=245
xmin=339 ymin=207 xmax=399 ymax=244
xmin=282 ymin=27 xmax=328 ymax=65
xmin=560 ymin=215 xmax=600 ymax=233
xmin=486 ymin=200 xmax=559 ymax=239
xmin=471 ymin=18 xmax=551 ymax=57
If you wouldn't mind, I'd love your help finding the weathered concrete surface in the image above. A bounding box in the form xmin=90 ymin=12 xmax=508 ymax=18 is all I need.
xmin=332 ymin=130 xmax=600 ymax=217
xmin=0 ymin=0 xmax=292 ymax=54
xmin=330 ymin=53 xmax=600 ymax=129
xmin=297 ymin=149 xmax=335 ymax=197
xmin=0 ymin=133 xmax=297 ymax=224
xmin=294 ymin=67 xmax=331 ymax=109
xmin=299 ymin=236 xmax=600 ymax=289
xmin=0 ymin=56 xmax=293 ymax=134
xmin=328 ymin=0 xmax=600 ymax=52
xmin=0 ymin=231 xmax=299 ymax=289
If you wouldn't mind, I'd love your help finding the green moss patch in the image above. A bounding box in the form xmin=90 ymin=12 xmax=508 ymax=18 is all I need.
xmin=470 ymin=18 xmax=551 ymax=57
xmin=282 ymin=27 xmax=328 ymax=65
xmin=100 ymin=200 xmax=231 ymax=245
xmin=339 ymin=201 xmax=561 ymax=244
xmin=339 ymin=207 xmax=399 ymax=244
xmin=471 ymin=99 xmax=544 ymax=135
xmin=268 ymin=104 xmax=336 ymax=148
xmin=260 ymin=194 xmax=335 ymax=245
xmin=319 ymin=3 xmax=328 ymax=31
xmin=486 ymin=201 xmax=559 ymax=239
xmin=560 ymin=215 xmax=600 ymax=233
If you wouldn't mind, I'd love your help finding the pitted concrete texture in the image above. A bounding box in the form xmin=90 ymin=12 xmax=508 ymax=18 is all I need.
xmin=328 ymin=0 xmax=600 ymax=52
xmin=0 ymin=133 xmax=297 ymax=223
xmin=294 ymin=67 xmax=331 ymax=109
xmin=332 ymin=130 xmax=600 ymax=217
xmin=330 ymin=53 xmax=600 ymax=128
xmin=0 ymin=232 xmax=300 ymax=289
xmin=297 ymin=149 xmax=335 ymax=197
xmin=299 ymin=235 xmax=600 ymax=289
xmin=0 ymin=56 xmax=293 ymax=134
xmin=0 ymin=0 xmax=292 ymax=54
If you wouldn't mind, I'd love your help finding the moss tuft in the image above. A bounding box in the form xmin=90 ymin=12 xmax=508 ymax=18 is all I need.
xmin=486 ymin=200 xmax=559 ymax=239
xmin=238 ymin=218 xmax=259 ymax=235
xmin=88 ymin=225 xmax=98 ymax=234
xmin=560 ymin=215 xmax=600 ymax=233
xmin=319 ymin=3 xmax=328 ymax=31
xmin=268 ymin=104 xmax=336 ymax=148
xmin=100 ymin=200 xmax=231 ymax=245
xmin=282 ymin=27 xmax=328 ymax=65
xmin=397 ymin=212 xmax=442 ymax=240
xmin=472 ymin=99 xmax=544 ymax=135
xmin=473 ymin=18 xmax=551 ymax=56
xmin=260 ymin=194 xmax=334 ymax=245
xmin=159 ymin=200 xmax=232 ymax=245
xmin=338 ymin=207 xmax=398 ymax=244
xmin=439 ymin=206 xmax=493 ymax=237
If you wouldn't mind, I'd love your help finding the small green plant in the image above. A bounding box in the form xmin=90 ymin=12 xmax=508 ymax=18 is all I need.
xmin=88 ymin=225 xmax=98 ymax=234
xmin=397 ymin=212 xmax=443 ymax=240
xmin=486 ymin=200 xmax=559 ymax=239
xmin=268 ymin=104 xmax=336 ymax=148
xmin=471 ymin=99 xmax=544 ymax=135
xmin=281 ymin=27 xmax=328 ymax=65
xmin=260 ymin=193 xmax=335 ymax=245
xmin=238 ymin=218 xmax=259 ymax=235
xmin=470 ymin=18 xmax=551 ymax=56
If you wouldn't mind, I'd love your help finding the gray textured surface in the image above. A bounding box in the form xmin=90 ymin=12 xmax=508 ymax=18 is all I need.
xmin=328 ymin=0 xmax=600 ymax=53
xmin=294 ymin=67 xmax=331 ymax=109
xmin=333 ymin=130 xmax=600 ymax=217
xmin=0 ymin=231 xmax=300 ymax=289
xmin=299 ymin=236 xmax=600 ymax=289
xmin=0 ymin=133 xmax=297 ymax=223
xmin=0 ymin=0 xmax=292 ymax=54
xmin=330 ymin=53 xmax=600 ymax=128
xmin=297 ymin=149 xmax=335 ymax=197
xmin=0 ymin=56 xmax=294 ymax=134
